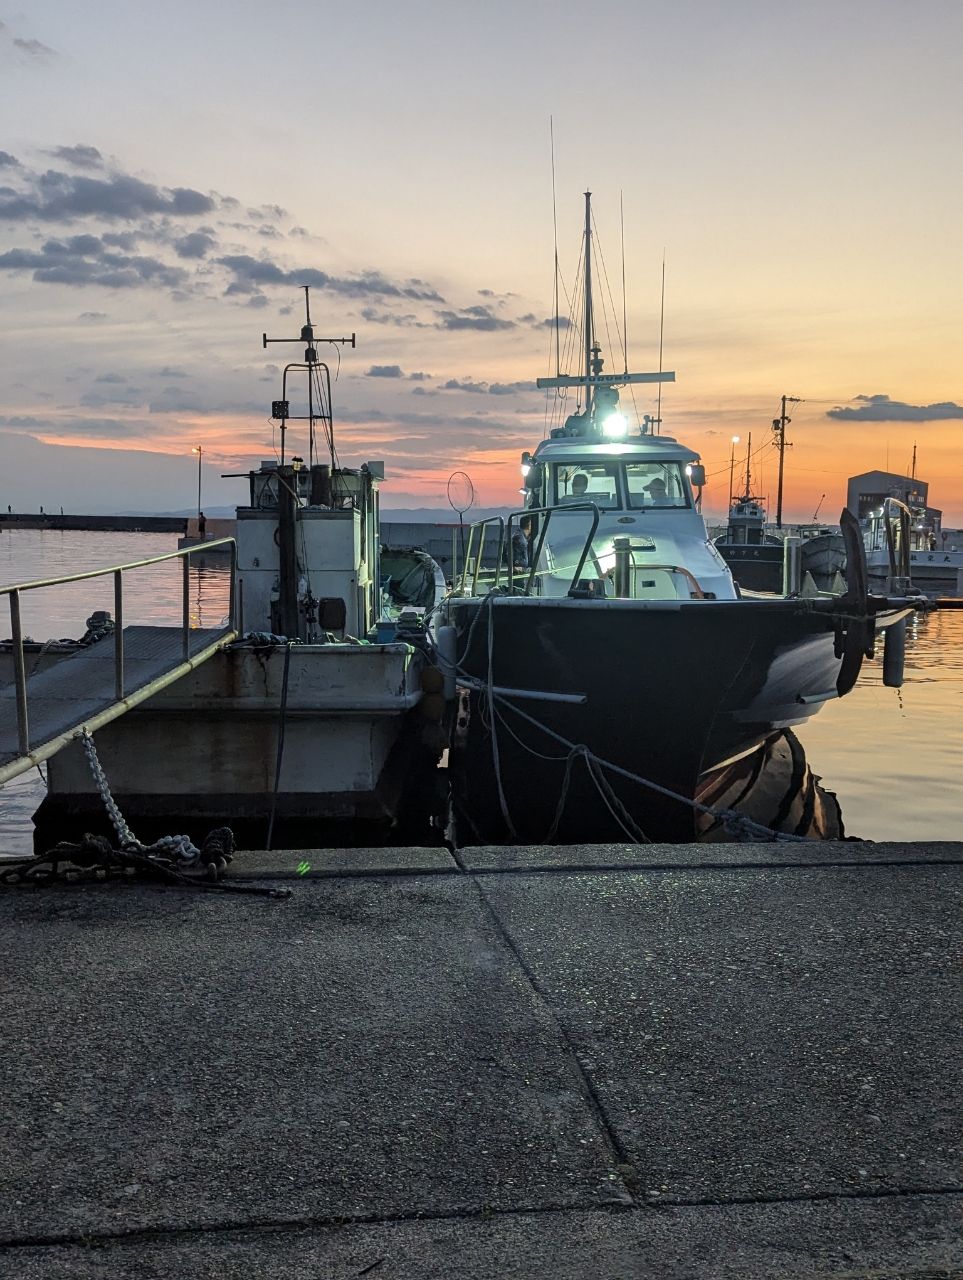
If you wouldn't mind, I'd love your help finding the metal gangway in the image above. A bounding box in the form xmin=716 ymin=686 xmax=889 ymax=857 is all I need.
xmin=0 ymin=540 xmax=238 ymax=785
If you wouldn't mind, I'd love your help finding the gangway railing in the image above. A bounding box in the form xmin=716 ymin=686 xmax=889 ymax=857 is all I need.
xmin=0 ymin=538 xmax=238 ymax=784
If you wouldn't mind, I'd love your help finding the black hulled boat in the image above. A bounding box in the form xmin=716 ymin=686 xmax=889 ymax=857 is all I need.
xmin=441 ymin=193 xmax=915 ymax=844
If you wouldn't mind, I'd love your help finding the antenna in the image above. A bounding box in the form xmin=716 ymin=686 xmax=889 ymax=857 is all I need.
xmin=655 ymin=252 xmax=666 ymax=435
xmin=262 ymin=285 xmax=356 ymax=468
xmin=583 ymin=190 xmax=594 ymax=414
xmin=550 ymin=117 xmax=561 ymax=380
xmin=744 ymin=432 xmax=752 ymax=498
xmin=620 ymin=190 xmax=627 ymax=375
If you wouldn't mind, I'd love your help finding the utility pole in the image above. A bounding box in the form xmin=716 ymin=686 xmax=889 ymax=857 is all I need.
xmin=772 ymin=395 xmax=801 ymax=529
xmin=191 ymin=445 xmax=203 ymax=518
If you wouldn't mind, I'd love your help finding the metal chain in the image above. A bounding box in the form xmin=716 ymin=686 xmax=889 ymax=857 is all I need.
xmin=79 ymin=730 xmax=200 ymax=862
xmin=79 ymin=730 xmax=138 ymax=847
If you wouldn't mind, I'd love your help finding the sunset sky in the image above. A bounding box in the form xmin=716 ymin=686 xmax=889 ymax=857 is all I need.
xmin=1 ymin=1 xmax=961 ymax=522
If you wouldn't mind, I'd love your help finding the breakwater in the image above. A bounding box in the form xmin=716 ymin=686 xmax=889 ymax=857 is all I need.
xmin=0 ymin=513 xmax=188 ymax=534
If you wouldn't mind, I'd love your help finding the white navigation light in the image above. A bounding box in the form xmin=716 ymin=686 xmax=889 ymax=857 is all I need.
xmin=520 ymin=449 xmax=532 ymax=478
xmin=601 ymin=412 xmax=627 ymax=439
xmin=685 ymin=465 xmax=692 ymax=476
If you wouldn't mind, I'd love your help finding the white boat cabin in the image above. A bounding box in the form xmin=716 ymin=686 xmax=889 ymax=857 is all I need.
xmin=519 ymin=434 xmax=737 ymax=601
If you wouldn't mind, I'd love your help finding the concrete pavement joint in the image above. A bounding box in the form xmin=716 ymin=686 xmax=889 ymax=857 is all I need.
xmin=2 ymin=1187 xmax=960 ymax=1255
xmin=450 ymin=842 xmax=639 ymax=1201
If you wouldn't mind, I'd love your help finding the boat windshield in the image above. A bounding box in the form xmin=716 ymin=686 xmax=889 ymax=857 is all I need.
xmin=625 ymin=461 xmax=690 ymax=510
xmin=553 ymin=462 xmax=620 ymax=509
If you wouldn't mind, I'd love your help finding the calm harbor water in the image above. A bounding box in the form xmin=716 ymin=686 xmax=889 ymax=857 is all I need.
xmin=2 ymin=528 xmax=962 ymax=855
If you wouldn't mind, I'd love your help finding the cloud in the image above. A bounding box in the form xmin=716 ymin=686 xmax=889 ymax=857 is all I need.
xmin=0 ymin=152 xmax=19 ymax=169
xmin=0 ymin=169 xmax=215 ymax=222
xmin=218 ymin=255 xmax=444 ymax=303
xmin=0 ymin=237 xmax=188 ymax=289
xmin=359 ymin=306 xmax=429 ymax=328
xmin=366 ymin=364 xmax=404 ymax=378
xmin=77 ymin=311 xmax=107 ymax=322
xmin=826 ymin=394 xmax=963 ymax=423
xmin=536 ymin=314 xmax=572 ymax=329
xmin=13 ymin=36 xmax=56 ymax=59
xmin=489 ymin=380 xmax=538 ymax=395
xmin=440 ymin=378 xmax=489 ymax=393
xmin=47 ymin=145 xmax=104 ymax=170
xmin=0 ymin=413 xmax=149 ymax=440
xmin=173 ymin=230 xmax=216 ymax=259
xmin=435 ymin=305 xmax=515 ymax=331
xmin=0 ymin=414 xmax=47 ymax=431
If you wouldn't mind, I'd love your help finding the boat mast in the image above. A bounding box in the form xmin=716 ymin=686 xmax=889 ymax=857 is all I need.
xmin=583 ymin=190 xmax=594 ymax=415
xmin=772 ymin=394 xmax=800 ymax=529
xmin=262 ymin=287 xmax=356 ymax=469
xmin=743 ymin=432 xmax=752 ymax=498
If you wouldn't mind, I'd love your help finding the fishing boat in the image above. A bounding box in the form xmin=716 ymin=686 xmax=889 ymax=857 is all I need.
xmin=441 ymin=192 xmax=916 ymax=844
xmin=713 ymin=444 xmax=785 ymax=594
xmin=30 ymin=292 xmax=448 ymax=851
xmin=798 ymin=524 xmax=847 ymax=584
xmin=863 ymin=494 xmax=963 ymax=592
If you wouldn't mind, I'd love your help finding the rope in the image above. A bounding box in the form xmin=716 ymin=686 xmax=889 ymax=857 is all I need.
xmin=447 ymin=591 xmax=815 ymax=844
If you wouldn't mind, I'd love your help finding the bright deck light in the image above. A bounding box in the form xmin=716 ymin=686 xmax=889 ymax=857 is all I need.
xmin=601 ymin=412 xmax=627 ymax=439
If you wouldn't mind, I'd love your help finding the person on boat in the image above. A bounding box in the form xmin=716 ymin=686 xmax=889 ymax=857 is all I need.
xmin=645 ymin=477 xmax=670 ymax=505
xmin=198 ymin=511 xmax=207 ymax=539
xmin=507 ymin=515 xmax=533 ymax=570
xmin=571 ymin=473 xmax=589 ymax=500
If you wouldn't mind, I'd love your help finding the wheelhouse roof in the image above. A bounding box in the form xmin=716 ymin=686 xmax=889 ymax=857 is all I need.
xmin=532 ymin=436 xmax=700 ymax=465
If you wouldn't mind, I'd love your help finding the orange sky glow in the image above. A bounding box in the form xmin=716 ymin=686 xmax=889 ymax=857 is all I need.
xmin=1 ymin=3 xmax=960 ymax=522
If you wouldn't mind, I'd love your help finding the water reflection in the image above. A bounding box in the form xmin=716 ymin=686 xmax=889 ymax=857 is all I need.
xmin=0 ymin=529 xmax=231 ymax=641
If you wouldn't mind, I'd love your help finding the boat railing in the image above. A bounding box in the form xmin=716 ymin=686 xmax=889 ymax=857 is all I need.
xmin=869 ymin=498 xmax=912 ymax=577
xmin=1 ymin=538 xmax=237 ymax=765
xmin=505 ymin=504 xmax=601 ymax=596
xmin=461 ymin=517 xmax=505 ymax=595
xmin=461 ymin=504 xmax=603 ymax=597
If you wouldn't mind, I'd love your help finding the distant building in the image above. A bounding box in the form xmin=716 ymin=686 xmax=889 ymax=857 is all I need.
xmin=846 ymin=470 xmax=942 ymax=536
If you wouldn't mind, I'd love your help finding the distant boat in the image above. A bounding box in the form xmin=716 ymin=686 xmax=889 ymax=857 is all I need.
xmin=798 ymin=524 xmax=847 ymax=583
xmin=713 ymin=437 xmax=784 ymax=593
xmin=863 ymin=493 xmax=963 ymax=590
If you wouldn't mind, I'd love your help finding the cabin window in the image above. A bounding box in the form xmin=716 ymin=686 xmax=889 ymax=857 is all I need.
xmin=553 ymin=462 xmax=620 ymax=509
xmin=624 ymin=462 xmax=690 ymax=509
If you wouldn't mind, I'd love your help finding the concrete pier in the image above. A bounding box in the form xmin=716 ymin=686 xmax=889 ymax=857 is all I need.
xmin=0 ymin=513 xmax=188 ymax=534
xmin=1 ymin=840 xmax=960 ymax=1277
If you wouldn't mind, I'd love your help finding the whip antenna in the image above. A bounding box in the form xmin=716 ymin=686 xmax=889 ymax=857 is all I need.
xmin=656 ymin=251 xmax=666 ymax=434
xmin=620 ymin=190 xmax=628 ymax=375
xmin=551 ymin=116 xmax=561 ymax=379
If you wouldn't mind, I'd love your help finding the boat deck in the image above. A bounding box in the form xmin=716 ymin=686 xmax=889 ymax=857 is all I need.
xmin=0 ymin=625 xmax=230 ymax=778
